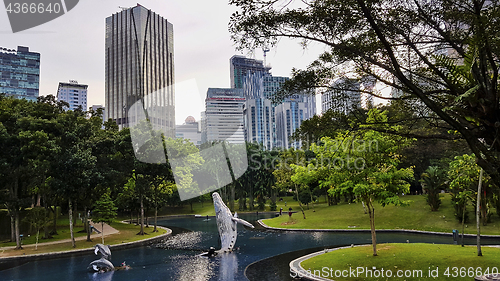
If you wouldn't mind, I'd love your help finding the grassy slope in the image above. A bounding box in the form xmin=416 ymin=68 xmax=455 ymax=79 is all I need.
xmin=263 ymin=194 xmax=500 ymax=235
xmin=301 ymin=243 xmax=500 ymax=281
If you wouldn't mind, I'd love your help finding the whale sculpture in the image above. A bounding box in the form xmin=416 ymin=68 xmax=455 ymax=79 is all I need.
xmin=88 ymin=257 xmax=114 ymax=272
xmin=94 ymin=244 xmax=111 ymax=259
xmin=88 ymin=244 xmax=114 ymax=272
xmin=212 ymin=192 xmax=254 ymax=253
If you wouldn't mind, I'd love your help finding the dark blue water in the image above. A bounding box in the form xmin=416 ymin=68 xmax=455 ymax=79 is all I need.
xmin=1 ymin=213 xmax=498 ymax=281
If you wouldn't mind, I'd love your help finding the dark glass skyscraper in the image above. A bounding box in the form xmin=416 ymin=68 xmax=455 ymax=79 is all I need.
xmin=230 ymin=55 xmax=270 ymax=89
xmin=0 ymin=46 xmax=40 ymax=101
xmin=105 ymin=4 xmax=175 ymax=137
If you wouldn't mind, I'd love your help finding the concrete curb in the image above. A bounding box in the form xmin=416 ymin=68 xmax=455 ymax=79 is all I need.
xmin=290 ymin=245 xmax=371 ymax=281
xmin=0 ymin=223 xmax=172 ymax=263
xmin=256 ymin=220 xmax=500 ymax=238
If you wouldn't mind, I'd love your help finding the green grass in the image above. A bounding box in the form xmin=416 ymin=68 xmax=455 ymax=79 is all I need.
xmin=0 ymin=218 xmax=87 ymax=247
xmin=0 ymin=220 xmax=168 ymax=257
xmin=263 ymin=194 xmax=500 ymax=235
xmin=300 ymin=243 xmax=500 ymax=280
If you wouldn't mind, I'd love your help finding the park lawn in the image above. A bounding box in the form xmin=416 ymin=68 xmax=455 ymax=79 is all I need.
xmin=0 ymin=220 xmax=168 ymax=257
xmin=263 ymin=194 xmax=500 ymax=235
xmin=300 ymin=243 xmax=500 ymax=281
xmin=0 ymin=217 xmax=87 ymax=247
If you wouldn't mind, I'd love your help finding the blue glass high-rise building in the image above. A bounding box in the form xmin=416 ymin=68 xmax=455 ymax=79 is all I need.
xmin=0 ymin=46 xmax=40 ymax=101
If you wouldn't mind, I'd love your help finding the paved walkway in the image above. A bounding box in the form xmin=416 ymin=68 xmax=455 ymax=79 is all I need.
xmin=0 ymin=221 xmax=118 ymax=251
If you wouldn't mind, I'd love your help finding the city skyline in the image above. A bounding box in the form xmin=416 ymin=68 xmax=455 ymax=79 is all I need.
xmin=0 ymin=0 xmax=323 ymax=124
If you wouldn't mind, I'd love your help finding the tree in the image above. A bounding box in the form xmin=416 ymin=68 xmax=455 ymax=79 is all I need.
xmin=23 ymin=207 xmax=51 ymax=250
xmin=229 ymin=0 xmax=500 ymax=191
xmin=311 ymin=109 xmax=414 ymax=256
xmin=420 ymin=166 xmax=445 ymax=211
xmin=92 ymin=192 xmax=117 ymax=244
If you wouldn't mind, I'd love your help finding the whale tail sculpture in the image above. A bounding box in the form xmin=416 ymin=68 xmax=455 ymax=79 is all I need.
xmin=88 ymin=244 xmax=114 ymax=272
xmin=212 ymin=192 xmax=254 ymax=253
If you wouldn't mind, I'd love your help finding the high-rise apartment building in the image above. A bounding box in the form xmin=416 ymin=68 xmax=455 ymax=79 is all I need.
xmin=234 ymin=55 xmax=316 ymax=149
xmin=321 ymin=78 xmax=361 ymax=114
xmin=275 ymin=93 xmax=316 ymax=149
xmin=57 ymin=80 xmax=88 ymax=111
xmin=0 ymin=46 xmax=40 ymax=101
xmin=243 ymin=74 xmax=289 ymax=150
xmin=203 ymin=88 xmax=245 ymax=144
xmin=230 ymin=55 xmax=270 ymax=89
xmin=105 ymin=4 xmax=175 ymax=137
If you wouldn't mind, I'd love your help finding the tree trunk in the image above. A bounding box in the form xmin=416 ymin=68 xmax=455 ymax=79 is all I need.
xmin=230 ymin=183 xmax=235 ymax=212
xmin=14 ymin=211 xmax=22 ymax=250
xmin=249 ymin=184 xmax=254 ymax=211
xmin=295 ymin=185 xmax=306 ymax=219
xmin=367 ymin=201 xmax=377 ymax=256
xmin=35 ymin=230 xmax=39 ymax=250
xmin=68 ymin=198 xmax=75 ymax=248
xmin=477 ymin=168 xmax=483 ymax=256
xmin=101 ymin=222 xmax=104 ymax=244
xmin=310 ymin=190 xmax=315 ymax=212
xmin=85 ymin=206 xmax=92 ymax=242
xmin=154 ymin=206 xmax=158 ymax=232
xmin=10 ymin=214 xmax=15 ymax=242
xmin=461 ymin=198 xmax=466 ymax=247
xmin=51 ymin=205 xmax=58 ymax=235
xmin=139 ymin=194 xmax=144 ymax=235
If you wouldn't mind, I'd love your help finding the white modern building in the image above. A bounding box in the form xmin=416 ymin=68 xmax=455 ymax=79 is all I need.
xmin=57 ymin=80 xmax=88 ymax=111
xmin=202 ymin=88 xmax=245 ymax=144
xmin=176 ymin=116 xmax=202 ymax=146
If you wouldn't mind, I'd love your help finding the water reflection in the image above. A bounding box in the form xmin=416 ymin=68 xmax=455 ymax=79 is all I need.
xmin=89 ymin=271 xmax=114 ymax=281
xmin=219 ymin=254 xmax=238 ymax=281
xmin=170 ymin=255 xmax=214 ymax=281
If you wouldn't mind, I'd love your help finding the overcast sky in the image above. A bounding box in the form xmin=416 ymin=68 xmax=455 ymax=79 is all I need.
xmin=0 ymin=0 xmax=324 ymax=124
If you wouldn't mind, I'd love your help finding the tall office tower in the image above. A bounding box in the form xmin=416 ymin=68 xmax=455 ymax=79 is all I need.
xmin=105 ymin=4 xmax=175 ymax=137
xmin=230 ymin=55 xmax=270 ymax=89
xmin=321 ymin=78 xmax=361 ymax=114
xmin=0 ymin=46 xmax=40 ymax=101
xmin=57 ymin=80 xmax=88 ymax=111
xmin=203 ymin=88 xmax=245 ymax=144
xmin=243 ymin=74 xmax=288 ymax=150
xmin=275 ymin=93 xmax=316 ymax=149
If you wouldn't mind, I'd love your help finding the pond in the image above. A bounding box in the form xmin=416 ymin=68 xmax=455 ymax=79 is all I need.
xmin=1 ymin=213 xmax=498 ymax=281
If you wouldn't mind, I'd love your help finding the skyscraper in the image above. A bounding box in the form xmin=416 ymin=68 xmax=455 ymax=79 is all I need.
xmin=203 ymin=88 xmax=245 ymax=144
xmin=230 ymin=55 xmax=270 ymax=89
xmin=0 ymin=46 xmax=40 ymax=101
xmin=275 ymin=93 xmax=316 ymax=149
xmin=57 ymin=80 xmax=88 ymax=111
xmin=105 ymin=4 xmax=175 ymax=137
xmin=321 ymin=78 xmax=361 ymax=114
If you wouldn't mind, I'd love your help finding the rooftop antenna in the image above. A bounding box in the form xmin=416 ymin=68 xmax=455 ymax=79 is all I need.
xmin=263 ymin=47 xmax=270 ymax=66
